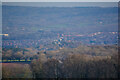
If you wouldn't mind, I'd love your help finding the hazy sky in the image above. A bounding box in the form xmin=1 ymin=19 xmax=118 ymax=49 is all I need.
xmin=1 ymin=0 xmax=120 ymax=2
xmin=3 ymin=2 xmax=118 ymax=7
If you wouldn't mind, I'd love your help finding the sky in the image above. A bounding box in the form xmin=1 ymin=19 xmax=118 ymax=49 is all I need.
xmin=2 ymin=2 xmax=118 ymax=7
xmin=1 ymin=0 xmax=120 ymax=2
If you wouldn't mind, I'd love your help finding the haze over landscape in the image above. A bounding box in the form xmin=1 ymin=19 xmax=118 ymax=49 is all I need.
xmin=2 ymin=3 xmax=118 ymax=48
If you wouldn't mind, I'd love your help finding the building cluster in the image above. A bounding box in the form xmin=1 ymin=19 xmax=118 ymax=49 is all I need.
xmin=2 ymin=32 xmax=118 ymax=48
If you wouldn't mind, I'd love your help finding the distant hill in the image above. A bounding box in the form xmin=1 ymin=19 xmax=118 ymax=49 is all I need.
xmin=2 ymin=6 xmax=118 ymax=40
